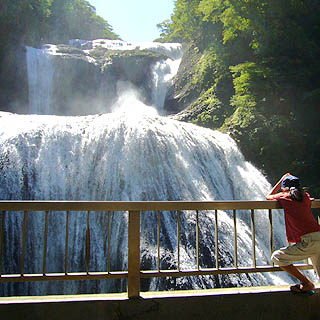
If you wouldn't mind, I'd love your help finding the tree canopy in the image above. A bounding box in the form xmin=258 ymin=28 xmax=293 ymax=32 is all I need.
xmin=0 ymin=0 xmax=119 ymax=51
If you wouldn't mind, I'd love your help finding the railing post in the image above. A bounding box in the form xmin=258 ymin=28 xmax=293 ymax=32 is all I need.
xmin=0 ymin=211 xmax=5 ymax=276
xmin=268 ymin=209 xmax=274 ymax=265
xmin=128 ymin=210 xmax=140 ymax=298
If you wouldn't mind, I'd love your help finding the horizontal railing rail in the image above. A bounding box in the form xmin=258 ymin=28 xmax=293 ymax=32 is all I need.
xmin=1 ymin=200 xmax=320 ymax=298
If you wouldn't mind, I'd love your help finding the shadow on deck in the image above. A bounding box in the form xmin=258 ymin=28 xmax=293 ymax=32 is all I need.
xmin=1 ymin=284 xmax=320 ymax=320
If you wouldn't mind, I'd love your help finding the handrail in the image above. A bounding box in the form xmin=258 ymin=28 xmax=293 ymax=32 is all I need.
xmin=0 ymin=199 xmax=319 ymax=210
xmin=0 ymin=200 xmax=319 ymax=298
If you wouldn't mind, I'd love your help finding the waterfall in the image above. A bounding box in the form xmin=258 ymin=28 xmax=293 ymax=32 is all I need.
xmin=26 ymin=40 xmax=183 ymax=116
xmin=26 ymin=46 xmax=55 ymax=115
xmin=0 ymin=40 xmax=299 ymax=296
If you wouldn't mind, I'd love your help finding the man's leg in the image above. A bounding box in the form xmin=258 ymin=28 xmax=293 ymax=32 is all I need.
xmin=310 ymin=254 xmax=320 ymax=280
xmin=271 ymin=242 xmax=316 ymax=291
xmin=280 ymin=264 xmax=315 ymax=291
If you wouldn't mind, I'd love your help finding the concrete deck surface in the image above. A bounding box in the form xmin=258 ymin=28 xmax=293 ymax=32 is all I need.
xmin=1 ymin=284 xmax=320 ymax=320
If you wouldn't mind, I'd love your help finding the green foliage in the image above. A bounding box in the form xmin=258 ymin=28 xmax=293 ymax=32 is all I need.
xmin=190 ymin=87 xmax=223 ymax=128
xmin=89 ymin=46 xmax=109 ymax=59
xmin=187 ymin=86 xmax=234 ymax=129
xmin=159 ymin=0 xmax=320 ymax=192
xmin=170 ymin=0 xmax=203 ymax=41
xmin=56 ymin=45 xmax=87 ymax=55
xmin=199 ymin=0 xmax=251 ymax=43
xmin=155 ymin=20 xmax=180 ymax=43
xmin=157 ymin=0 xmax=217 ymax=43
xmin=0 ymin=0 xmax=51 ymax=48
xmin=0 ymin=0 xmax=119 ymax=51
xmin=48 ymin=0 xmax=119 ymax=43
xmin=229 ymin=62 xmax=273 ymax=111
xmin=193 ymin=47 xmax=218 ymax=88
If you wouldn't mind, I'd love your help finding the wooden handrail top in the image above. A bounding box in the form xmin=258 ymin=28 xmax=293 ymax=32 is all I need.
xmin=0 ymin=200 xmax=319 ymax=211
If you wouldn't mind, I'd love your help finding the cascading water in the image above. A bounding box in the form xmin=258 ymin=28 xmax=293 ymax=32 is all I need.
xmin=26 ymin=46 xmax=55 ymax=115
xmin=0 ymin=40 xmax=304 ymax=296
xmin=26 ymin=40 xmax=183 ymax=116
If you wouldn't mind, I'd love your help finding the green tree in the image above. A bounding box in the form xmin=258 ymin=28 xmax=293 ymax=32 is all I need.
xmin=49 ymin=0 xmax=119 ymax=43
xmin=0 ymin=0 xmax=51 ymax=47
xmin=0 ymin=0 xmax=119 ymax=50
xmin=156 ymin=0 xmax=212 ymax=42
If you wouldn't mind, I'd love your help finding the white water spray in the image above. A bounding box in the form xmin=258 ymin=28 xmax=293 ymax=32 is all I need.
xmin=26 ymin=46 xmax=55 ymax=115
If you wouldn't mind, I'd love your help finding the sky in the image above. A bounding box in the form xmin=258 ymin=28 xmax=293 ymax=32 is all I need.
xmin=88 ymin=0 xmax=175 ymax=42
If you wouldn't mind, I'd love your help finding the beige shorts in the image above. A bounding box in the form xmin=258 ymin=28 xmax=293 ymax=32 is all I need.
xmin=271 ymin=231 xmax=320 ymax=277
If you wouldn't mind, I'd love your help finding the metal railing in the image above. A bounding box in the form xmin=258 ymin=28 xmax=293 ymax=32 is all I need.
xmin=0 ymin=200 xmax=320 ymax=298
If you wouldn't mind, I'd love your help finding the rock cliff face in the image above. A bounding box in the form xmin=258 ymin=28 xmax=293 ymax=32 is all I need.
xmin=1 ymin=41 xmax=173 ymax=115
xmin=28 ymin=43 xmax=171 ymax=115
xmin=164 ymin=44 xmax=203 ymax=114
xmin=48 ymin=46 xmax=103 ymax=115
xmin=0 ymin=44 xmax=29 ymax=114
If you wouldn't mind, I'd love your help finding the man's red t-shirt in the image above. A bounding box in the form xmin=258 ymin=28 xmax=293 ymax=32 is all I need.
xmin=272 ymin=192 xmax=320 ymax=243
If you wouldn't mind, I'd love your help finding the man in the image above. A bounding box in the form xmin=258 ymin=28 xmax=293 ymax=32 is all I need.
xmin=266 ymin=173 xmax=320 ymax=294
